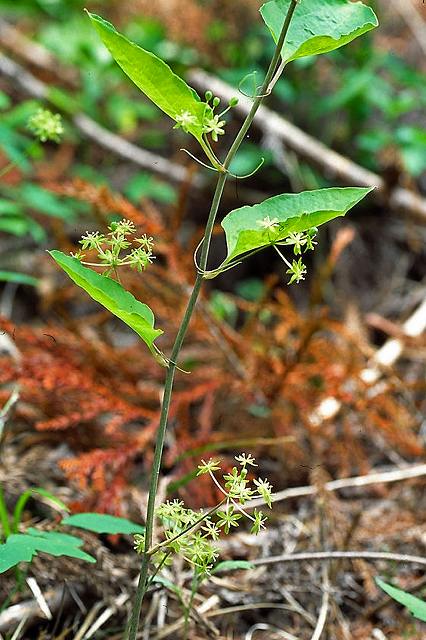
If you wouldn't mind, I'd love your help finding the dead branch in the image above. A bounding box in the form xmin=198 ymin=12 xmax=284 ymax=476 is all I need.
xmin=310 ymin=574 xmax=329 ymax=640
xmin=0 ymin=18 xmax=78 ymax=85
xmin=248 ymin=463 xmax=426 ymax=508
xmin=252 ymin=550 xmax=426 ymax=568
xmin=82 ymin=592 xmax=129 ymax=640
xmin=189 ymin=69 xmax=426 ymax=223
xmin=389 ymin=0 xmax=426 ymax=57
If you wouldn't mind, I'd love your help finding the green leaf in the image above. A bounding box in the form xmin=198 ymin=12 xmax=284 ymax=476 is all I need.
xmin=12 ymin=488 xmax=69 ymax=533
xmin=376 ymin=578 xmax=426 ymax=623
xmin=0 ymin=271 xmax=39 ymax=286
xmin=124 ymin=173 xmax=177 ymax=205
xmin=29 ymin=488 xmax=70 ymax=513
xmin=0 ymin=530 xmax=95 ymax=573
xmin=18 ymin=183 xmax=77 ymax=220
xmin=87 ymin=12 xmax=211 ymax=142
xmin=260 ymin=0 xmax=378 ymax=63
xmin=212 ymin=560 xmax=255 ymax=574
xmin=0 ymin=536 xmax=34 ymax=573
xmin=220 ymin=187 xmax=373 ymax=266
xmin=62 ymin=513 xmax=145 ymax=535
xmin=49 ymin=251 xmax=163 ymax=359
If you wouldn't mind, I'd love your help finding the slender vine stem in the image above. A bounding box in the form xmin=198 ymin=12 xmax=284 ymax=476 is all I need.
xmin=127 ymin=3 xmax=299 ymax=638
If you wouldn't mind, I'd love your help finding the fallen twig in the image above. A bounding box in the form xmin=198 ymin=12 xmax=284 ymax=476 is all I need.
xmin=252 ymin=551 xmax=426 ymax=568
xmin=0 ymin=385 xmax=19 ymax=442
xmin=310 ymin=568 xmax=329 ymax=640
xmin=389 ymin=0 xmax=426 ymax=57
xmin=0 ymin=18 xmax=78 ymax=85
xmin=72 ymin=601 xmax=106 ymax=640
xmin=25 ymin=577 xmax=52 ymax=621
xmin=83 ymin=592 xmax=129 ymax=639
xmin=245 ymin=622 xmax=299 ymax=640
xmin=189 ymin=69 xmax=426 ymax=223
xmin=247 ymin=463 xmax=426 ymax=508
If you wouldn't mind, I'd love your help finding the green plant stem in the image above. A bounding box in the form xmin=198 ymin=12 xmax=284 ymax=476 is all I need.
xmin=127 ymin=3 xmax=299 ymax=638
xmin=145 ymin=549 xmax=173 ymax=590
xmin=0 ymin=485 xmax=11 ymax=541
xmin=12 ymin=491 xmax=32 ymax=534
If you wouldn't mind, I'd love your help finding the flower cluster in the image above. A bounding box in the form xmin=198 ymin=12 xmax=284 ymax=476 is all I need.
xmin=256 ymin=218 xmax=318 ymax=285
xmin=198 ymin=453 xmax=273 ymax=533
xmin=174 ymin=91 xmax=239 ymax=144
xmin=134 ymin=500 xmax=219 ymax=576
xmin=134 ymin=454 xmax=273 ymax=578
xmin=71 ymin=218 xmax=155 ymax=277
xmin=27 ymin=108 xmax=64 ymax=143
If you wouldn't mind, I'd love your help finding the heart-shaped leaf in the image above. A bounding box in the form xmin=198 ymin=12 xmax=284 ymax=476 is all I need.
xmin=220 ymin=187 xmax=373 ymax=266
xmin=0 ymin=530 xmax=95 ymax=573
xmin=376 ymin=578 xmax=426 ymax=622
xmin=88 ymin=12 xmax=210 ymax=143
xmin=49 ymin=251 xmax=163 ymax=359
xmin=62 ymin=513 xmax=145 ymax=535
xmin=261 ymin=0 xmax=378 ymax=63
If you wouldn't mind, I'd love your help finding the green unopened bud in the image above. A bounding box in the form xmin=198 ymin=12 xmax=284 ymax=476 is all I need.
xmin=205 ymin=90 xmax=213 ymax=102
xmin=213 ymin=96 xmax=221 ymax=108
xmin=229 ymin=97 xmax=239 ymax=107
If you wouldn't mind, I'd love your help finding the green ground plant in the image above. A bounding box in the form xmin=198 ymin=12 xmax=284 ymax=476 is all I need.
xmin=376 ymin=578 xmax=426 ymax=623
xmin=0 ymin=103 xmax=76 ymax=286
xmin=48 ymin=2 xmax=380 ymax=637
xmin=0 ymin=485 xmax=145 ymax=577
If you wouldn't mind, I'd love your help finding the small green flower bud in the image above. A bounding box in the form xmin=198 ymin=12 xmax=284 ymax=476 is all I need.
xmin=205 ymin=90 xmax=213 ymax=102
xmin=213 ymin=96 xmax=221 ymax=108
xmin=229 ymin=97 xmax=239 ymax=107
xmin=27 ymin=108 xmax=64 ymax=143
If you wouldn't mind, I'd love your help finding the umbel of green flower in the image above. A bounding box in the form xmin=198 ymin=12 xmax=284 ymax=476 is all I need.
xmin=255 ymin=220 xmax=318 ymax=285
xmin=71 ymin=218 xmax=155 ymax=277
xmin=27 ymin=108 xmax=64 ymax=143
xmin=133 ymin=454 xmax=274 ymax=577
xmin=174 ymin=92 xmax=239 ymax=144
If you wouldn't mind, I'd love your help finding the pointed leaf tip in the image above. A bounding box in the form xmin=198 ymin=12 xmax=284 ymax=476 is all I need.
xmin=49 ymin=251 xmax=163 ymax=361
xmin=87 ymin=12 xmax=211 ymax=142
xmin=220 ymin=186 xmax=373 ymax=266
xmin=376 ymin=578 xmax=426 ymax=622
xmin=62 ymin=513 xmax=145 ymax=535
